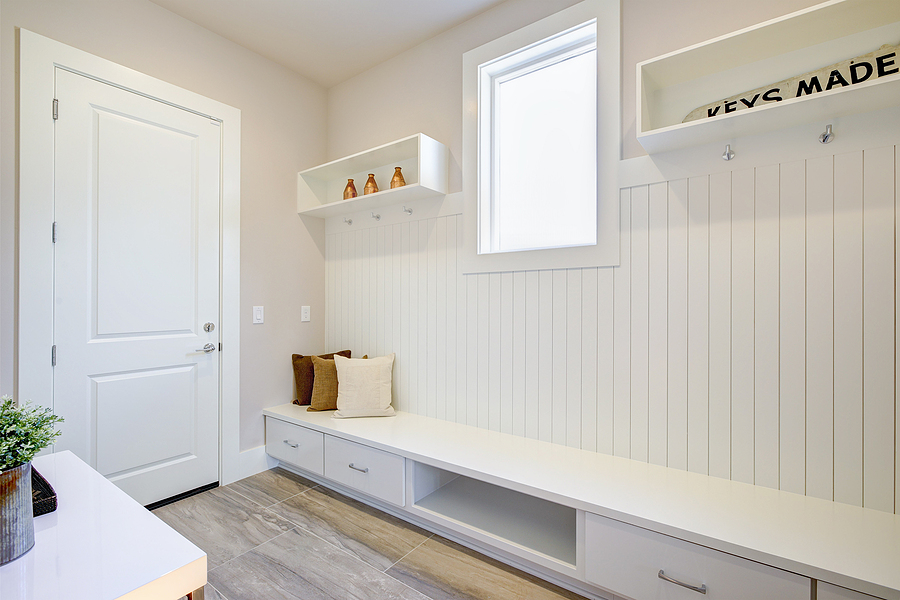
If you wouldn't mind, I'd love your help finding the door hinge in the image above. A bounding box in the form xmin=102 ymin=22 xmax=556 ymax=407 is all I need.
xmin=219 ymin=343 xmax=222 ymax=352
xmin=52 ymin=222 xmax=58 ymax=243
xmin=52 ymin=99 xmax=58 ymax=121
xmin=51 ymin=345 xmax=57 ymax=367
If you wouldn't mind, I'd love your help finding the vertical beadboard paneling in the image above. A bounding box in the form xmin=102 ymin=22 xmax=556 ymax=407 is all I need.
xmin=446 ymin=217 xmax=458 ymax=424
xmin=754 ymin=164 xmax=780 ymax=490
xmin=512 ymin=271 xmax=526 ymax=437
xmin=489 ymin=272 xmax=502 ymax=432
xmin=805 ymin=155 xmax=834 ymax=502
xmin=525 ymin=270 xmax=540 ymax=439
xmin=862 ymin=146 xmax=896 ymax=513
xmin=667 ymin=179 xmax=689 ymax=471
xmin=477 ymin=272 xmax=490 ymax=428
xmin=613 ymin=188 xmax=633 ymax=458
xmin=466 ymin=268 xmax=478 ymax=427
xmin=833 ymin=151 xmax=864 ymax=507
xmin=323 ymin=140 xmax=900 ymax=515
xmin=538 ymin=269 xmax=553 ymax=443
xmin=407 ymin=221 xmax=419 ymax=415
xmin=582 ymin=267 xmax=599 ymax=453
xmin=687 ymin=175 xmax=710 ymax=475
xmin=399 ymin=222 xmax=411 ymax=413
xmin=597 ymin=268 xmax=615 ymax=455
xmin=708 ymin=171 xmax=732 ymax=480
xmin=500 ymin=271 xmax=514 ymax=434
xmin=779 ymin=160 xmax=807 ymax=496
xmin=552 ymin=269 xmax=568 ymax=445
xmin=567 ymin=269 xmax=583 ymax=449
xmin=731 ymin=167 xmax=756 ymax=485
xmin=435 ymin=219 xmax=447 ymax=420
xmin=647 ymin=182 xmax=667 ymax=467
xmin=631 ymin=185 xmax=651 ymax=462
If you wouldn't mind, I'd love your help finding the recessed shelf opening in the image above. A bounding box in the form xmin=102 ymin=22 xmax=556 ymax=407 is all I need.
xmin=412 ymin=462 xmax=576 ymax=567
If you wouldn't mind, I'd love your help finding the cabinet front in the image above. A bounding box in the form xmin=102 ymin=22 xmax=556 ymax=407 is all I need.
xmin=265 ymin=417 xmax=324 ymax=476
xmin=584 ymin=513 xmax=810 ymax=600
xmin=324 ymin=436 xmax=405 ymax=506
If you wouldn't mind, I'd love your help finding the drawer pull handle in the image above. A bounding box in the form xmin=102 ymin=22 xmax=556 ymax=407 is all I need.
xmin=348 ymin=463 xmax=369 ymax=474
xmin=658 ymin=570 xmax=707 ymax=595
xmin=283 ymin=440 xmax=300 ymax=448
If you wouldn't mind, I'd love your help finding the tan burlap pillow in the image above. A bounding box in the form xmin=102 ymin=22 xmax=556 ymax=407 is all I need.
xmin=291 ymin=350 xmax=350 ymax=405
xmin=308 ymin=355 xmax=340 ymax=411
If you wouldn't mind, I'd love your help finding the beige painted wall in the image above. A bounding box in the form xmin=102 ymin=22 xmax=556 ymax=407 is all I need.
xmin=327 ymin=0 xmax=824 ymax=162
xmin=0 ymin=0 xmax=328 ymax=451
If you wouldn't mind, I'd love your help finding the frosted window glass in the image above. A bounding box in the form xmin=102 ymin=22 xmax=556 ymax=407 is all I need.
xmin=495 ymin=49 xmax=596 ymax=252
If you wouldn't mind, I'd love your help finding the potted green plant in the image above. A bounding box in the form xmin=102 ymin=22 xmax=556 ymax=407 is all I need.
xmin=0 ymin=396 xmax=63 ymax=565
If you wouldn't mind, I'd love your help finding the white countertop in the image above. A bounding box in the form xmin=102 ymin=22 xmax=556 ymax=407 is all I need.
xmin=0 ymin=451 xmax=206 ymax=600
xmin=265 ymin=404 xmax=900 ymax=600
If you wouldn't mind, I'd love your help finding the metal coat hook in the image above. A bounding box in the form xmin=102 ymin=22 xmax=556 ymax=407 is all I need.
xmin=722 ymin=144 xmax=735 ymax=161
xmin=402 ymin=206 xmax=413 ymax=216
xmin=819 ymin=124 xmax=835 ymax=144
xmin=343 ymin=217 xmax=353 ymax=226
xmin=371 ymin=212 xmax=381 ymax=221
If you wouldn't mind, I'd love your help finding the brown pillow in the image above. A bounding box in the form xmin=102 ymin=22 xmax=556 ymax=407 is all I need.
xmin=308 ymin=355 xmax=341 ymax=411
xmin=292 ymin=350 xmax=351 ymax=405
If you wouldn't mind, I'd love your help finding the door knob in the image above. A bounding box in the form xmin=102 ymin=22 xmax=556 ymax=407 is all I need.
xmin=195 ymin=343 xmax=216 ymax=354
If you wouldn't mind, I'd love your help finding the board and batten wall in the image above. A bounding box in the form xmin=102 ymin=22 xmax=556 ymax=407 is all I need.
xmin=325 ymin=142 xmax=900 ymax=515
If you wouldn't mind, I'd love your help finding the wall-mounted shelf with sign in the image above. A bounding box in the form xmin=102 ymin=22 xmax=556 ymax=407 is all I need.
xmin=637 ymin=0 xmax=900 ymax=155
xmin=297 ymin=133 xmax=449 ymax=219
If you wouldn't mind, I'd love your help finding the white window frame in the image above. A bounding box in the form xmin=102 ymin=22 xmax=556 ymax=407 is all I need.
xmin=462 ymin=0 xmax=620 ymax=273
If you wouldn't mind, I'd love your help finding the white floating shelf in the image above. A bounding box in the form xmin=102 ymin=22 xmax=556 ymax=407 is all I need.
xmin=637 ymin=0 xmax=900 ymax=154
xmin=298 ymin=133 xmax=449 ymax=218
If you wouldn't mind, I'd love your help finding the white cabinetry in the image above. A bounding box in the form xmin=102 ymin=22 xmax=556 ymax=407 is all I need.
xmin=297 ymin=133 xmax=448 ymax=218
xmin=584 ymin=513 xmax=809 ymax=600
xmin=638 ymin=0 xmax=900 ymax=153
xmin=263 ymin=405 xmax=900 ymax=600
xmin=324 ymin=435 xmax=405 ymax=507
xmin=265 ymin=417 xmax=324 ymax=475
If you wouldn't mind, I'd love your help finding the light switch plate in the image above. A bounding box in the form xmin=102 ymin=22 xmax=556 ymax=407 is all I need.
xmin=252 ymin=306 xmax=264 ymax=324
xmin=301 ymin=306 xmax=311 ymax=322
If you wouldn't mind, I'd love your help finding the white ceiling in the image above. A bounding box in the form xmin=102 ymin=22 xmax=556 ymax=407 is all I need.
xmin=148 ymin=0 xmax=507 ymax=88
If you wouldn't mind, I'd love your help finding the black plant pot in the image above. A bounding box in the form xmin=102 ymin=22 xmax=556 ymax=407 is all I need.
xmin=0 ymin=462 xmax=35 ymax=565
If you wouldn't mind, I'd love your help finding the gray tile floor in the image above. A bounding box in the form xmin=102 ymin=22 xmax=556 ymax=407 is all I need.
xmin=154 ymin=467 xmax=588 ymax=600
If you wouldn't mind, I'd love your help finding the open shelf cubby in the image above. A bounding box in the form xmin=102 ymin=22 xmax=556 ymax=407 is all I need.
xmin=297 ymin=133 xmax=449 ymax=219
xmin=412 ymin=462 xmax=576 ymax=567
xmin=638 ymin=0 xmax=900 ymax=154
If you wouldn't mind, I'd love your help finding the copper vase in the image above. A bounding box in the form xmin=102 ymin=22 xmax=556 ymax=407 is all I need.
xmin=363 ymin=174 xmax=378 ymax=195
xmin=343 ymin=179 xmax=358 ymax=200
xmin=390 ymin=167 xmax=406 ymax=189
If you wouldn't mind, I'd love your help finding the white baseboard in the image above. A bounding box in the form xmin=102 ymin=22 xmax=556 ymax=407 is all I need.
xmin=226 ymin=445 xmax=276 ymax=485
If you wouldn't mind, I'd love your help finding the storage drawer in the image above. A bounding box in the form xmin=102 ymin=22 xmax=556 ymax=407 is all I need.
xmin=324 ymin=435 xmax=405 ymax=506
xmin=818 ymin=582 xmax=886 ymax=600
xmin=265 ymin=417 xmax=324 ymax=476
xmin=584 ymin=513 xmax=810 ymax=600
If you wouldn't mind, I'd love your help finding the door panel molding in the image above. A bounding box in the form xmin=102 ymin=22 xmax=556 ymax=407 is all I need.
xmin=17 ymin=29 xmax=243 ymax=486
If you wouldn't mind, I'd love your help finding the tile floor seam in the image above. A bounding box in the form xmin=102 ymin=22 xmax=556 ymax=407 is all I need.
xmin=222 ymin=485 xmax=270 ymax=509
xmin=209 ymin=524 xmax=302 ymax=576
xmin=261 ymin=503 xmax=429 ymax=579
xmin=382 ymin=533 xmax=435 ymax=573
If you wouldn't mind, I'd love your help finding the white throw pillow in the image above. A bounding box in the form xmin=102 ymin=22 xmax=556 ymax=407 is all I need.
xmin=333 ymin=354 xmax=396 ymax=418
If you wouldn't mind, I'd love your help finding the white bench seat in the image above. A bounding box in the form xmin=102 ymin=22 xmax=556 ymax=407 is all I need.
xmin=264 ymin=404 xmax=900 ymax=600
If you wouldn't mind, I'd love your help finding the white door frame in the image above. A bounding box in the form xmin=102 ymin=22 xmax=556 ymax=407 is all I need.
xmin=17 ymin=29 xmax=244 ymax=486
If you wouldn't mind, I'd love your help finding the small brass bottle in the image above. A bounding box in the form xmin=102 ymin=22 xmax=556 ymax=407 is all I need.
xmin=363 ymin=174 xmax=379 ymax=195
xmin=343 ymin=179 xmax=358 ymax=199
xmin=390 ymin=167 xmax=406 ymax=189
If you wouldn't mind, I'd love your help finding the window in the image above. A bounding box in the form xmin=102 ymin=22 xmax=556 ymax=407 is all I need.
xmin=462 ymin=0 xmax=619 ymax=274
xmin=479 ymin=22 xmax=597 ymax=254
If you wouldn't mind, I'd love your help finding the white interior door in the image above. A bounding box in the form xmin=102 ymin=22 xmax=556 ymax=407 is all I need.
xmin=52 ymin=68 xmax=221 ymax=506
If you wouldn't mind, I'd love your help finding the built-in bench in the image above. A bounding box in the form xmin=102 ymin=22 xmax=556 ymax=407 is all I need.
xmin=263 ymin=404 xmax=900 ymax=600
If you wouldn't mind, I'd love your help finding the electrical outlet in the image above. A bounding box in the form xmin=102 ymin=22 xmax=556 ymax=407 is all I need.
xmin=252 ymin=306 xmax=264 ymax=324
xmin=301 ymin=306 xmax=311 ymax=322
